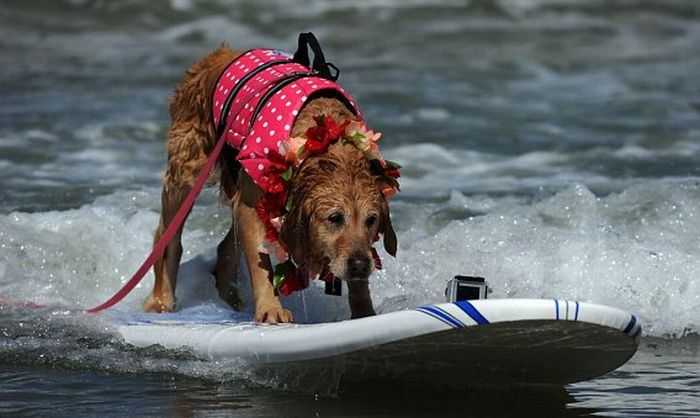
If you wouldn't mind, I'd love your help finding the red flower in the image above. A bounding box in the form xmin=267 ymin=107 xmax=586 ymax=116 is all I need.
xmin=256 ymin=191 xmax=287 ymax=244
xmin=276 ymin=262 xmax=310 ymax=296
xmin=260 ymin=150 xmax=291 ymax=194
xmin=278 ymin=268 xmax=300 ymax=296
xmin=385 ymin=168 xmax=401 ymax=179
xmin=371 ymin=247 xmax=383 ymax=270
xmin=304 ymin=115 xmax=350 ymax=157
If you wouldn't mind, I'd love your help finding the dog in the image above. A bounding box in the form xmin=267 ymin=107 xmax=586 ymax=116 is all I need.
xmin=142 ymin=35 xmax=398 ymax=323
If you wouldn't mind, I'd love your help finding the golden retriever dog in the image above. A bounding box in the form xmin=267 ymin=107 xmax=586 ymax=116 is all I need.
xmin=142 ymin=40 xmax=397 ymax=323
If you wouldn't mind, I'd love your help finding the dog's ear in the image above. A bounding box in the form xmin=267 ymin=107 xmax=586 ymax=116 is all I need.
xmin=379 ymin=195 xmax=397 ymax=257
xmin=281 ymin=158 xmax=326 ymax=264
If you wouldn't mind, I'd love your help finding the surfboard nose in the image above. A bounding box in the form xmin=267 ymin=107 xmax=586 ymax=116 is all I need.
xmin=347 ymin=252 xmax=371 ymax=278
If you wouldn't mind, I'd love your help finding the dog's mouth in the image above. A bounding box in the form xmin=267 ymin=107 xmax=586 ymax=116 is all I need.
xmin=319 ymin=266 xmax=367 ymax=290
xmin=320 ymin=248 xmax=382 ymax=283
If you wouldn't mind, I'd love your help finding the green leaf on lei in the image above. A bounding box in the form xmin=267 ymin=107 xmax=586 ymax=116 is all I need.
xmin=273 ymin=261 xmax=289 ymax=289
xmin=281 ymin=166 xmax=294 ymax=181
xmin=385 ymin=160 xmax=402 ymax=170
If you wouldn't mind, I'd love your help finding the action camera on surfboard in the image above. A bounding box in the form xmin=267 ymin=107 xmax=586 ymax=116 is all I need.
xmin=446 ymin=276 xmax=489 ymax=302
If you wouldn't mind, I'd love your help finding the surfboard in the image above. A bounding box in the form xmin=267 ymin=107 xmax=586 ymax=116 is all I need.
xmin=117 ymin=298 xmax=641 ymax=386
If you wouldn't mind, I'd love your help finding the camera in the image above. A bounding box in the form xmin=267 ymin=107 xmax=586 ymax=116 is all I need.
xmin=445 ymin=276 xmax=489 ymax=302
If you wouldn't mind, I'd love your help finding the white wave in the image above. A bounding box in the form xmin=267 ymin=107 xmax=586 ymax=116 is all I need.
xmin=1 ymin=179 xmax=699 ymax=338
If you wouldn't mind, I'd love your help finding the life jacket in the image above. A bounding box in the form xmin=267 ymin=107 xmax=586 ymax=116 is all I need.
xmin=211 ymin=34 xmax=360 ymax=192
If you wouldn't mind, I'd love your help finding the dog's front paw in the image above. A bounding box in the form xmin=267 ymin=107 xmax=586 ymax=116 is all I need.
xmin=142 ymin=293 xmax=175 ymax=313
xmin=254 ymin=300 xmax=293 ymax=323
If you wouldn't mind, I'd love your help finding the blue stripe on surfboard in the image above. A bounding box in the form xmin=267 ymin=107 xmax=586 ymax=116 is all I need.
xmin=416 ymin=307 xmax=460 ymax=328
xmin=554 ymin=299 xmax=560 ymax=320
xmin=623 ymin=315 xmax=637 ymax=334
xmin=416 ymin=306 xmax=463 ymax=329
xmin=574 ymin=301 xmax=580 ymax=321
xmin=453 ymin=301 xmax=490 ymax=325
xmin=431 ymin=306 xmax=467 ymax=328
xmin=428 ymin=306 xmax=464 ymax=328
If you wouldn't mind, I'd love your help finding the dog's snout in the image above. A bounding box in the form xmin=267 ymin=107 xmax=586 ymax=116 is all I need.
xmin=347 ymin=252 xmax=371 ymax=278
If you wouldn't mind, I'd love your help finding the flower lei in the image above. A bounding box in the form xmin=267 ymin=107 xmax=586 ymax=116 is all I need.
xmin=255 ymin=115 xmax=401 ymax=296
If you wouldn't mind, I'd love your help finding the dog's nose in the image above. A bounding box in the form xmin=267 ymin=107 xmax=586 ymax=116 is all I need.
xmin=347 ymin=252 xmax=371 ymax=278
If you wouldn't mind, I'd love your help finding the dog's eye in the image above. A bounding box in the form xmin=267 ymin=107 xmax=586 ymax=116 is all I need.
xmin=366 ymin=214 xmax=378 ymax=228
xmin=328 ymin=212 xmax=345 ymax=225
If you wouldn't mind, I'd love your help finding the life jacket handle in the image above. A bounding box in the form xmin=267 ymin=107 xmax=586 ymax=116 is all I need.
xmin=292 ymin=32 xmax=340 ymax=81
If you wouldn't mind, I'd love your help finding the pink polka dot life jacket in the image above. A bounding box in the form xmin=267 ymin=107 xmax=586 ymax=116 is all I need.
xmin=211 ymin=36 xmax=360 ymax=192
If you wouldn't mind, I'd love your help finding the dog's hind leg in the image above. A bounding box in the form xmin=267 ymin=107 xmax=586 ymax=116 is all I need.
xmin=214 ymin=206 xmax=243 ymax=310
xmin=143 ymin=182 xmax=190 ymax=313
xmin=143 ymin=122 xmax=210 ymax=313
xmin=143 ymin=46 xmax=239 ymax=313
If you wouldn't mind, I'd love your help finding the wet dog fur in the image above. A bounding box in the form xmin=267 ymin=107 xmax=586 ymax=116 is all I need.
xmin=143 ymin=45 xmax=397 ymax=322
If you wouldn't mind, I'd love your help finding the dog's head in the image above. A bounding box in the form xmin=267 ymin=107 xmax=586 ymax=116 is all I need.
xmin=281 ymin=141 xmax=397 ymax=281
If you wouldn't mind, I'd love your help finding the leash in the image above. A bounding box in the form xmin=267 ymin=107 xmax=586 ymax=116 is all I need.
xmin=85 ymin=134 xmax=227 ymax=313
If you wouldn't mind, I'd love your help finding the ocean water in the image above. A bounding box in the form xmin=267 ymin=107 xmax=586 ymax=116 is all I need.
xmin=1 ymin=0 xmax=699 ymax=416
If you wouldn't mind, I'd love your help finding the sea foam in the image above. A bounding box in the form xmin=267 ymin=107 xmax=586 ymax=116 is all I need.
xmin=1 ymin=179 xmax=698 ymax=338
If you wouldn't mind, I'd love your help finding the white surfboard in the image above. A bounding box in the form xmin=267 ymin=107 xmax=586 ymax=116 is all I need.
xmin=117 ymin=298 xmax=641 ymax=386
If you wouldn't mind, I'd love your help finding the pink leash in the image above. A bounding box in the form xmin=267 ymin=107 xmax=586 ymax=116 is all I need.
xmin=85 ymin=135 xmax=227 ymax=313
